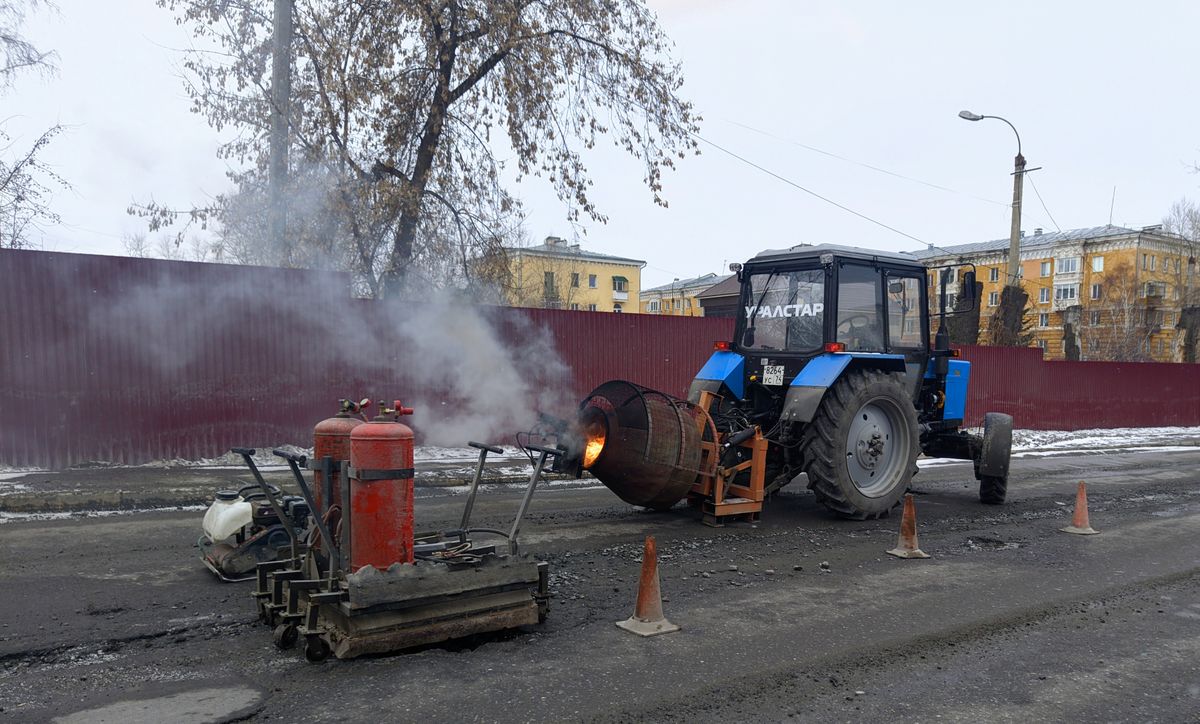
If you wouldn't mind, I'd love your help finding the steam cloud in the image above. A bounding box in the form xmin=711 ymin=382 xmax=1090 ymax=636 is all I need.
xmin=89 ymin=265 xmax=576 ymax=452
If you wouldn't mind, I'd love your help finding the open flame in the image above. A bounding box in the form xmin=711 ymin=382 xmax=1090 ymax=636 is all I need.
xmin=582 ymin=426 xmax=606 ymax=468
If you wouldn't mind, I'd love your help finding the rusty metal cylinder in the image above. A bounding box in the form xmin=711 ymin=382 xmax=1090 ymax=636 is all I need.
xmin=578 ymin=380 xmax=712 ymax=510
xmin=313 ymin=408 xmax=363 ymax=513
xmin=349 ymin=412 xmax=415 ymax=571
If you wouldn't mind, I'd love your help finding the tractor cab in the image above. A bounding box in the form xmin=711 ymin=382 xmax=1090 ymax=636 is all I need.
xmin=689 ymin=244 xmax=964 ymax=414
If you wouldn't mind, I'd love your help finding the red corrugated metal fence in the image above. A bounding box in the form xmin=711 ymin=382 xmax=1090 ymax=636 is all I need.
xmin=1 ymin=249 xmax=1196 ymax=469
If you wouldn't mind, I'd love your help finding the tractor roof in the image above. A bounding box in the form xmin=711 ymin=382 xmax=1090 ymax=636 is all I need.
xmin=747 ymin=244 xmax=924 ymax=269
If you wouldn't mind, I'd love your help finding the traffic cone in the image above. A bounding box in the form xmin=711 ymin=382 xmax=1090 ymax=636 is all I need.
xmin=1060 ymin=481 xmax=1099 ymax=535
xmin=887 ymin=494 xmax=930 ymax=559
xmin=616 ymin=535 xmax=680 ymax=637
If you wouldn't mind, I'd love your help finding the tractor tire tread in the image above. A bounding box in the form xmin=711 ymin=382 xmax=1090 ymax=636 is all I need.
xmin=802 ymin=369 xmax=919 ymax=520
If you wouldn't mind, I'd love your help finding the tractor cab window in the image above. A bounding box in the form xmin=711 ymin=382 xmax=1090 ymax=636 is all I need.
xmin=886 ymin=275 xmax=923 ymax=348
xmin=742 ymin=269 xmax=824 ymax=352
xmin=836 ymin=264 xmax=884 ymax=352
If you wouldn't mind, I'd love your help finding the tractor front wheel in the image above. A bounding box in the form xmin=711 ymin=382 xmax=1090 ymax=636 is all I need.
xmin=802 ymin=370 xmax=920 ymax=519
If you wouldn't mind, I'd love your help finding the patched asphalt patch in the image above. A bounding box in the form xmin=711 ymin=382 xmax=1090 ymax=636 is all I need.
xmin=53 ymin=683 xmax=265 ymax=724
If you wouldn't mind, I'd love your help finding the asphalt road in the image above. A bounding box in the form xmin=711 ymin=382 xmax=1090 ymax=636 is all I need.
xmin=1 ymin=446 xmax=1198 ymax=723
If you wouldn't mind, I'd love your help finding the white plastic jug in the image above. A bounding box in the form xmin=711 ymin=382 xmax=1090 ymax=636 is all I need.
xmin=203 ymin=490 xmax=254 ymax=542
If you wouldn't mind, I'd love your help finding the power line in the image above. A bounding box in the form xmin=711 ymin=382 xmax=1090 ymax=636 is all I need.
xmin=1027 ymin=173 xmax=1061 ymax=232
xmin=694 ymin=133 xmax=930 ymax=247
xmin=693 ymin=131 xmax=1074 ymax=299
xmin=720 ymin=118 xmax=1008 ymax=208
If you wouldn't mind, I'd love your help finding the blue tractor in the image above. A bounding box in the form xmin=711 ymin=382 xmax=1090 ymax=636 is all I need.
xmin=682 ymin=244 xmax=1013 ymax=519
xmin=569 ymin=244 xmax=1012 ymax=523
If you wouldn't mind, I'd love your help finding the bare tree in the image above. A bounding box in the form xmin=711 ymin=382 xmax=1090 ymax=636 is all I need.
xmin=1078 ymin=261 xmax=1157 ymax=362
xmin=137 ymin=0 xmax=699 ymax=297
xmin=1162 ymin=198 xmax=1200 ymax=361
xmin=0 ymin=0 xmax=68 ymax=249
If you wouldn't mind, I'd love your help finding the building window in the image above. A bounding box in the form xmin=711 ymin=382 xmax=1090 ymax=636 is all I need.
xmin=588 ymin=274 xmax=597 ymax=288
xmin=1054 ymin=284 xmax=1078 ymax=302
xmin=587 ymin=303 xmax=597 ymax=311
xmin=1040 ymin=261 xmax=1052 ymax=277
xmin=988 ymin=291 xmax=999 ymax=306
xmin=1057 ymin=257 xmax=1079 ymax=274
xmin=543 ymin=271 xmax=556 ymax=298
xmin=1039 ymin=287 xmax=1051 ymax=303
xmin=1092 ymin=256 xmax=1104 ymax=272
xmin=1164 ymin=312 xmax=1173 ymax=326
xmin=1150 ymin=255 xmax=1157 ymax=271
xmin=648 ymin=299 xmax=660 ymax=312
xmin=989 ymin=267 xmax=999 ymax=282
xmin=1089 ymin=310 xmax=1101 ymax=325
xmin=1142 ymin=281 xmax=1166 ymax=298
xmin=570 ymin=303 xmax=580 ymax=311
xmin=1038 ymin=312 xmax=1049 ymax=327
xmin=612 ymin=276 xmax=628 ymax=292
xmin=1036 ymin=339 xmax=1047 ymax=350
xmin=570 ymin=272 xmax=580 ymax=288
xmin=1156 ymin=338 xmax=1165 ymax=356
xmin=1090 ymin=283 xmax=1101 ymax=300
xmin=613 ymin=304 xmax=622 ymax=313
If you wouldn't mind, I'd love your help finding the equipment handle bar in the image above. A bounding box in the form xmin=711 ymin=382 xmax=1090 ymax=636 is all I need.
xmin=272 ymin=449 xmax=308 ymax=466
xmin=468 ymin=441 xmax=504 ymax=454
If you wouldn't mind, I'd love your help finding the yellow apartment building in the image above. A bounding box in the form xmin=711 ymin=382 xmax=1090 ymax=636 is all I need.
xmin=503 ymin=236 xmax=645 ymax=313
xmin=913 ymin=225 xmax=1198 ymax=362
xmin=639 ymin=272 xmax=729 ymax=316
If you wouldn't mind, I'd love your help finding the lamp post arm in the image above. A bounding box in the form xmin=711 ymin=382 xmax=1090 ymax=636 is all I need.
xmin=980 ymin=114 xmax=1022 ymax=158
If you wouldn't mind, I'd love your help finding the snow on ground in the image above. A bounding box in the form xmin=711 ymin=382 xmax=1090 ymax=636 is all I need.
xmin=1 ymin=428 xmax=1196 ymax=476
xmin=1011 ymin=426 xmax=1200 ymax=451
xmin=0 ymin=505 xmax=207 ymax=525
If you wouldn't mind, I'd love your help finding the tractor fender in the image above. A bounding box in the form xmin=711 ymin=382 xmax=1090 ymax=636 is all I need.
xmin=781 ymin=353 xmax=907 ymax=423
xmin=688 ymin=350 xmax=745 ymax=403
xmin=978 ymin=412 xmax=1013 ymax=479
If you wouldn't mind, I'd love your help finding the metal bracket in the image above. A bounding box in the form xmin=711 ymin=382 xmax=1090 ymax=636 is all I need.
xmin=345 ymin=466 xmax=414 ymax=481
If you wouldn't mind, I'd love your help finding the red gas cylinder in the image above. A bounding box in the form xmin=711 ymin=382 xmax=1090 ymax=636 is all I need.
xmin=349 ymin=401 xmax=415 ymax=571
xmin=312 ymin=398 xmax=369 ymax=513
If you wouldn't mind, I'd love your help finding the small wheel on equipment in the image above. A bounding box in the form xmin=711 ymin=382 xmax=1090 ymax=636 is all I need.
xmin=272 ymin=622 xmax=298 ymax=650
xmin=304 ymin=634 xmax=331 ymax=663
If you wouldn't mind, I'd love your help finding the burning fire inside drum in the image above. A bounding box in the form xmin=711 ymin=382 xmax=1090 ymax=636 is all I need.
xmin=582 ymin=420 xmax=606 ymax=468
xmin=577 ymin=380 xmax=712 ymax=510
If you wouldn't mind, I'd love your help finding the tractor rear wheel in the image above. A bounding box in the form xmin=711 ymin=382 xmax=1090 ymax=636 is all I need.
xmin=802 ymin=370 xmax=919 ymax=519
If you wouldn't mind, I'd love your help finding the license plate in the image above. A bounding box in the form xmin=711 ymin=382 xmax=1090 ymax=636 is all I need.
xmin=763 ymin=365 xmax=785 ymax=386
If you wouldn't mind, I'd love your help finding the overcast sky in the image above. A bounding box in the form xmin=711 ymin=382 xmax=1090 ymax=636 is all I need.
xmin=11 ymin=1 xmax=1200 ymax=288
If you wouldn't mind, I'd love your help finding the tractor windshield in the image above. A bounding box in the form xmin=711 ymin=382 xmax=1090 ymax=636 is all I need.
xmin=742 ymin=269 xmax=825 ymax=352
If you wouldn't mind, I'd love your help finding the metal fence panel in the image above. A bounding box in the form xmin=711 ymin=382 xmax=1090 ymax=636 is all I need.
xmin=1 ymin=250 xmax=1196 ymax=468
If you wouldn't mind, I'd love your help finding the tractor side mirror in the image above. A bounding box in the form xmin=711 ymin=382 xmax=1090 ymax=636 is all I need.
xmin=962 ymin=271 xmax=977 ymax=301
xmin=742 ymin=326 xmax=756 ymax=347
xmin=888 ymin=281 xmax=905 ymax=294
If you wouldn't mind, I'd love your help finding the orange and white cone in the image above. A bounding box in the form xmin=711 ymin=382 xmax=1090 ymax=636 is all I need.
xmin=616 ymin=535 xmax=680 ymax=637
xmin=887 ymin=494 xmax=931 ymax=559
xmin=1061 ymin=481 xmax=1099 ymax=535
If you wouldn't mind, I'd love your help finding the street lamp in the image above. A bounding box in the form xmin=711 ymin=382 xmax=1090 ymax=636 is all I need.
xmin=959 ymin=109 xmax=1026 ymax=289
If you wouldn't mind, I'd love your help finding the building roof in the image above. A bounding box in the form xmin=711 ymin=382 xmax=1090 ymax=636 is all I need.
xmin=512 ymin=238 xmax=646 ymax=267
xmin=643 ymin=272 xmax=730 ymax=294
xmin=907 ymin=225 xmax=1170 ymax=261
xmin=696 ymin=273 xmax=741 ymax=301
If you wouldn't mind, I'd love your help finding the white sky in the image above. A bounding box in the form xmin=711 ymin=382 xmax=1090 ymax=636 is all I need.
xmin=10 ymin=0 xmax=1200 ymax=288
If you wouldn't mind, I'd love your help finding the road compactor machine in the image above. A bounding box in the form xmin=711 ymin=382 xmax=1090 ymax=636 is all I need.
xmin=568 ymin=244 xmax=1013 ymax=525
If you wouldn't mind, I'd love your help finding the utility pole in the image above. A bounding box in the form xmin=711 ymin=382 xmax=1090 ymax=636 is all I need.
xmin=1007 ymin=152 xmax=1026 ymax=288
xmin=960 ymin=110 xmax=1028 ymax=345
xmin=268 ymin=0 xmax=293 ymax=265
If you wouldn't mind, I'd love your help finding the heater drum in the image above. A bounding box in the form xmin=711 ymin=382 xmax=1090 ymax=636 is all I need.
xmin=579 ymin=380 xmax=713 ymax=510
